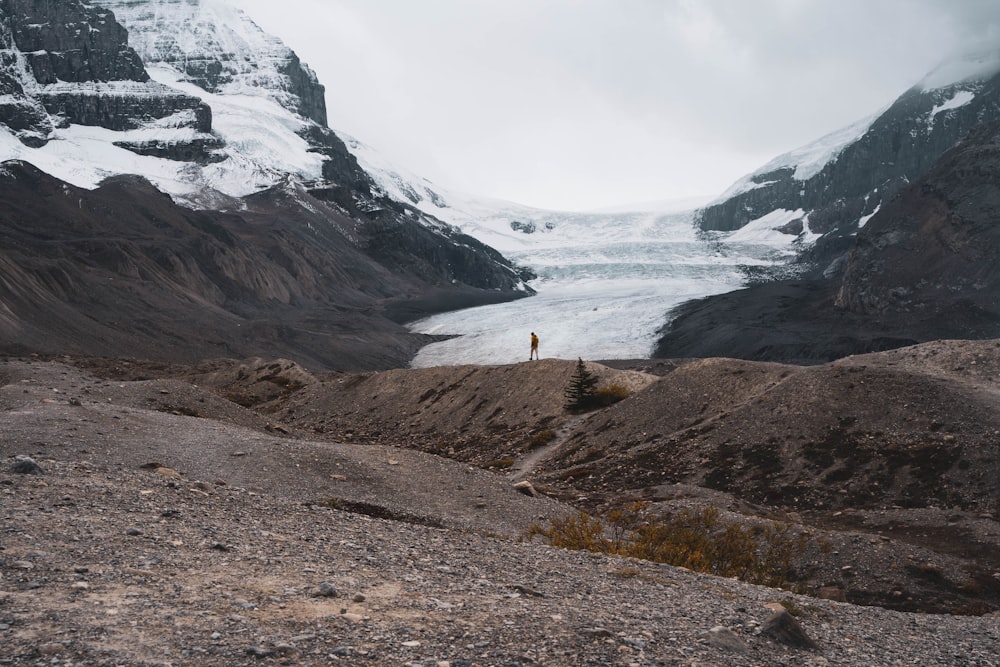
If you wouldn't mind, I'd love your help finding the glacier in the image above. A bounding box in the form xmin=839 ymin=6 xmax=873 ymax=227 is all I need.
xmin=407 ymin=208 xmax=792 ymax=366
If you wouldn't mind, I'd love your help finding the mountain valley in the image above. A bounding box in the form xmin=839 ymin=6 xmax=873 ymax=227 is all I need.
xmin=2 ymin=1 xmax=1000 ymax=664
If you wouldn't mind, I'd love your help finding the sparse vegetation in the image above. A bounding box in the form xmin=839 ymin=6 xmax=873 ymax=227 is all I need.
xmin=528 ymin=429 xmax=557 ymax=449
xmin=564 ymin=360 xmax=631 ymax=411
xmin=564 ymin=358 xmax=599 ymax=411
xmin=526 ymin=503 xmax=807 ymax=589
xmin=592 ymin=384 xmax=631 ymax=407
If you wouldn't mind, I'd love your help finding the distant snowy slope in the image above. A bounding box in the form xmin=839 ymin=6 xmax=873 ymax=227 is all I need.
xmin=714 ymin=112 xmax=881 ymax=202
xmin=345 ymin=133 xmax=725 ymax=255
xmin=918 ymin=48 xmax=1000 ymax=91
xmin=698 ymin=47 xmax=1000 ymax=276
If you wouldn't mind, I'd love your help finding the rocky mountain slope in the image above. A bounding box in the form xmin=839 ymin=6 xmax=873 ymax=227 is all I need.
xmin=836 ymin=119 xmax=1000 ymax=322
xmin=698 ymin=49 xmax=1000 ymax=277
xmin=0 ymin=159 xmax=531 ymax=370
xmin=656 ymin=108 xmax=1000 ymax=363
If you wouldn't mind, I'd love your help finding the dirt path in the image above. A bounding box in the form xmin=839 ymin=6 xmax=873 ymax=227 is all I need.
xmin=507 ymin=414 xmax=590 ymax=482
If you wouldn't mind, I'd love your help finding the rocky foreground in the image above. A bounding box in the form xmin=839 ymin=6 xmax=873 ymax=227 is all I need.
xmin=2 ymin=349 xmax=1000 ymax=665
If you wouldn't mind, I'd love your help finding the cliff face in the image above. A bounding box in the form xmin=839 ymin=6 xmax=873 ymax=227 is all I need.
xmin=89 ymin=0 xmax=371 ymax=195
xmin=836 ymin=120 xmax=1000 ymax=327
xmin=6 ymin=0 xmax=146 ymax=82
xmin=0 ymin=0 xmax=212 ymax=151
xmin=699 ymin=53 xmax=1000 ymax=276
xmin=91 ymin=0 xmax=329 ymax=126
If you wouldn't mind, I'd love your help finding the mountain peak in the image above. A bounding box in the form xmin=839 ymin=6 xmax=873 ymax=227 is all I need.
xmin=91 ymin=0 xmax=328 ymax=126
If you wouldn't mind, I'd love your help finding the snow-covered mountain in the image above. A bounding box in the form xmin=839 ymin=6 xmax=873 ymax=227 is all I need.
xmin=0 ymin=0 xmax=533 ymax=369
xmin=0 ymin=0 xmax=375 ymax=207
xmin=92 ymin=0 xmax=328 ymax=125
xmin=700 ymin=48 xmax=1000 ymax=276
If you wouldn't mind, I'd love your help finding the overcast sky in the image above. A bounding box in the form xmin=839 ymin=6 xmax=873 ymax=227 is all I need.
xmin=234 ymin=0 xmax=1000 ymax=211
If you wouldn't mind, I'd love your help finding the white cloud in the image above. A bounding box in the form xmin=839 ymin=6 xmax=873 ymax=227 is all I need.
xmin=233 ymin=0 xmax=1000 ymax=210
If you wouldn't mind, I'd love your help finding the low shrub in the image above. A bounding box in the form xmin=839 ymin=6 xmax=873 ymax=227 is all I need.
xmin=526 ymin=503 xmax=807 ymax=589
xmin=592 ymin=384 xmax=631 ymax=407
xmin=528 ymin=429 xmax=557 ymax=449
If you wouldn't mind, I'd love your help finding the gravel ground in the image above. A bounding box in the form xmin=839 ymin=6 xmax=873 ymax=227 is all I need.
xmin=2 ymin=356 xmax=999 ymax=666
xmin=3 ymin=460 xmax=999 ymax=667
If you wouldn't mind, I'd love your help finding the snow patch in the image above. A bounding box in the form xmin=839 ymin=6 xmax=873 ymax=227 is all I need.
xmin=929 ymin=90 xmax=975 ymax=124
xmin=858 ymin=203 xmax=881 ymax=229
xmin=723 ymin=208 xmax=805 ymax=249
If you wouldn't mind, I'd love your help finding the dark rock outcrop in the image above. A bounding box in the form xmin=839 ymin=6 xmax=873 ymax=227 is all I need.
xmin=0 ymin=161 xmax=531 ymax=370
xmin=37 ymin=83 xmax=212 ymax=132
xmin=837 ymin=120 xmax=1000 ymax=322
xmin=5 ymin=0 xmax=147 ymax=83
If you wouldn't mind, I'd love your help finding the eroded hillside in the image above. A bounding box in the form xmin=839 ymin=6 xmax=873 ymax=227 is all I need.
xmin=47 ymin=341 xmax=1000 ymax=615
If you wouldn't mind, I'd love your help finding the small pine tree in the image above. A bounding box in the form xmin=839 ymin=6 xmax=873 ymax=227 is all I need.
xmin=564 ymin=357 xmax=599 ymax=411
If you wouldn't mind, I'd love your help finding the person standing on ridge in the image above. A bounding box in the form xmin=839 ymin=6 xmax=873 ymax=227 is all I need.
xmin=530 ymin=332 xmax=539 ymax=360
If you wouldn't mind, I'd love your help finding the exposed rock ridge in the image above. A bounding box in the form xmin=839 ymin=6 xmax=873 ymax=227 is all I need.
xmin=0 ymin=0 xmax=214 ymax=155
xmin=699 ymin=58 xmax=1000 ymax=275
xmin=836 ymin=119 xmax=1000 ymax=321
xmin=91 ymin=0 xmax=328 ymax=126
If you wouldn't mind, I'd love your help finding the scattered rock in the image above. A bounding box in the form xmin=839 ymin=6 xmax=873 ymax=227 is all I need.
xmin=246 ymin=645 xmax=274 ymax=659
xmin=315 ymin=582 xmax=338 ymax=598
xmin=10 ymin=456 xmax=42 ymax=475
xmin=761 ymin=610 xmax=818 ymax=650
xmin=511 ymin=584 xmax=545 ymax=597
xmin=705 ymin=625 xmax=747 ymax=653
xmin=579 ymin=627 xmax=614 ymax=639
xmin=191 ymin=481 xmax=215 ymax=494
xmin=818 ymin=586 xmax=848 ymax=602
xmin=38 ymin=642 xmax=65 ymax=655
xmin=513 ymin=480 xmax=537 ymax=497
